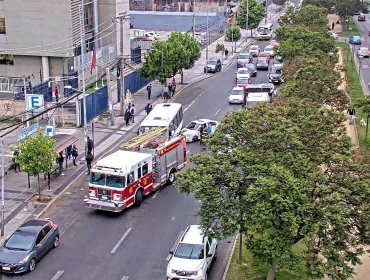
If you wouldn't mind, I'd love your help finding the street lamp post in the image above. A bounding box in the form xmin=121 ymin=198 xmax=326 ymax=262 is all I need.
xmin=1 ymin=138 xmax=4 ymax=237
xmin=246 ymin=0 xmax=249 ymax=40
xmin=206 ymin=7 xmax=209 ymax=74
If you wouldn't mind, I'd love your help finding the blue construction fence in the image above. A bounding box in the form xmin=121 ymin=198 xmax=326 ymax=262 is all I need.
xmin=117 ymin=71 xmax=150 ymax=102
xmin=79 ymin=85 xmax=108 ymax=126
xmin=63 ymin=71 xmax=78 ymax=97
xmin=32 ymin=81 xmax=53 ymax=102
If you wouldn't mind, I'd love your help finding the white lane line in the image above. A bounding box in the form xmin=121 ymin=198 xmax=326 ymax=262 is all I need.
xmin=152 ymin=191 xmax=159 ymax=199
xmin=121 ymin=276 xmax=129 ymax=280
xmin=215 ymin=108 xmax=221 ymax=116
xmin=50 ymin=270 xmax=64 ymax=280
xmin=60 ymin=215 xmax=79 ymax=236
xmin=166 ymin=230 xmax=184 ymax=261
xmin=184 ymin=100 xmax=196 ymax=112
xmin=111 ymin=227 xmax=132 ymax=254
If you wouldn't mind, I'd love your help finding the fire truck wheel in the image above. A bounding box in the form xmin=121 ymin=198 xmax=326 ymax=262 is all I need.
xmin=134 ymin=189 xmax=143 ymax=207
xmin=167 ymin=170 xmax=176 ymax=184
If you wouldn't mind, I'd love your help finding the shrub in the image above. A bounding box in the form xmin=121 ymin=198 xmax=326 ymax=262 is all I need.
xmin=225 ymin=26 xmax=241 ymax=41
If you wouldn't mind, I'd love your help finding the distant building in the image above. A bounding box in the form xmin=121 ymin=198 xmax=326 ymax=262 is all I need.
xmin=0 ymin=0 xmax=129 ymax=88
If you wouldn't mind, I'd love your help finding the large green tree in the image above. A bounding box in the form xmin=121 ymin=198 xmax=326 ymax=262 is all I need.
xmin=17 ymin=130 xmax=59 ymax=200
xmin=139 ymin=32 xmax=200 ymax=85
xmin=276 ymin=26 xmax=336 ymax=60
xmin=279 ymin=58 xmax=349 ymax=111
xmin=236 ymin=0 xmax=266 ymax=35
xmin=178 ymin=99 xmax=370 ymax=280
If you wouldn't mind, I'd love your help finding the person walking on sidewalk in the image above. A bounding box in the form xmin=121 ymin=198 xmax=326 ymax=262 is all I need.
xmin=85 ymin=152 xmax=94 ymax=175
xmin=168 ymin=83 xmax=173 ymax=99
xmin=130 ymin=104 xmax=136 ymax=123
xmin=72 ymin=145 xmax=78 ymax=166
xmin=145 ymin=103 xmax=151 ymax=115
xmin=224 ymin=48 xmax=229 ymax=59
xmin=87 ymin=136 xmax=94 ymax=154
xmin=13 ymin=149 xmax=20 ymax=172
xmin=57 ymin=152 xmax=65 ymax=176
xmin=171 ymin=78 xmax=176 ymax=97
xmin=347 ymin=106 xmax=356 ymax=124
xmin=66 ymin=145 xmax=72 ymax=160
xmin=163 ymin=85 xmax=169 ymax=101
xmin=146 ymin=83 xmax=152 ymax=99
xmin=125 ymin=108 xmax=131 ymax=126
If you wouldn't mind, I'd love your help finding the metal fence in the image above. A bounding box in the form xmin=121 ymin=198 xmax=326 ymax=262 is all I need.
xmin=117 ymin=71 xmax=150 ymax=102
xmin=32 ymin=81 xmax=53 ymax=102
xmin=79 ymin=85 xmax=109 ymax=126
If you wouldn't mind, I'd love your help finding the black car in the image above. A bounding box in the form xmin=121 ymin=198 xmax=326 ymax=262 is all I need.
xmin=256 ymin=58 xmax=269 ymax=70
xmin=245 ymin=63 xmax=257 ymax=77
xmin=204 ymin=58 xmax=222 ymax=73
xmin=0 ymin=219 xmax=59 ymax=273
xmin=268 ymin=66 xmax=284 ymax=84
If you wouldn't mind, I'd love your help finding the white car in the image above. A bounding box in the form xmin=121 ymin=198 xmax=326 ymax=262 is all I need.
xmin=146 ymin=31 xmax=159 ymax=39
xmin=357 ymin=47 xmax=369 ymax=58
xmin=263 ymin=45 xmax=275 ymax=57
xmin=249 ymin=44 xmax=260 ymax=56
xmin=331 ymin=32 xmax=339 ymax=40
xmin=236 ymin=68 xmax=251 ymax=80
xmin=228 ymin=86 xmax=245 ymax=104
xmin=144 ymin=32 xmax=157 ymax=41
xmin=167 ymin=225 xmax=217 ymax=280
xmin=181 ymin=119 xmax=219 ymax=142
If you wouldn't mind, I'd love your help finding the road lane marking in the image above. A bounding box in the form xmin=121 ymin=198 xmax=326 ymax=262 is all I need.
xmin=166 ymin=230 xmax=184 ymax=261
xmin=184 ymin=100 xmax=196 ymax=112
xmin=121 ymin=276 xmax=129 ymax=280
xmin=51 ymin=270 xmax=64 ymax=280
xmin=152 ymin=191 xmax=159 ymax=199
xmin=60 ymin=215 xmax=79 ymax=236
xmin=215 ymin=108 xmax=221 ymax=116
xmin=111 ymin=227 xmax=132 ymax=254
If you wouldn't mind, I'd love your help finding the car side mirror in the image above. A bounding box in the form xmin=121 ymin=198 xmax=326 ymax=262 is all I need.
xmin=207 ymin=253 xmax=213 ymax=258
xmin=169 ymin=250 xmax=174 ymax=254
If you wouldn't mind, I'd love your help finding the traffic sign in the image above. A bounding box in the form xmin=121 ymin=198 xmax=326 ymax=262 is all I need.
xmin=45 ymin=126 xmax=54 ymax=137
xmin=26 ymin=94 xmax=44 ymax=112
xmin=17 ymin=123 xmax=39 ymax=142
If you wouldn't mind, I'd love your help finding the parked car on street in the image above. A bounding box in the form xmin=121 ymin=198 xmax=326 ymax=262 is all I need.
xmin=249 ymin=44 xmax=260 ymax=56
xmin=263 ymin=45 xmax=275 ymax=57
xmin=256 ymin=58 xmax=269 ymax=70
xmin=237 ymin=52 xmax=253 ymax=67
xmin=349 ymin=35 xmax=362 ymax=45
xmin=145 ymin=31 xmax=159 ymax=40
xmin=268 ymin=65 xmax=285 ymax=84
xmin=166 ymin=225 xmax=217 ymax=280
xmin=357 ymin=47 xmax=369 ymax=57
xmin=358 ymin=14 xmax=366 ymax=21
xmin=204 ymin=58 xmax=222 ymax=73
xmin=228 ymin=86 xmax=245 ymax=104
xmin=181 ymin=119 xmax=219 ymax=142
xmin=0 ymin=219 xmax=59 ymax=273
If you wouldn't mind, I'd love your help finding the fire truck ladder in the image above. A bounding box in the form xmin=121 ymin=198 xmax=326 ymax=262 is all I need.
xmin=121 ymin=127 xmax=167 ymax=150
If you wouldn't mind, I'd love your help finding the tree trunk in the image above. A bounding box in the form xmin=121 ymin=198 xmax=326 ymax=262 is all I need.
xmin=37 ymin=174 xmax=41 ymax=201
xmin=266 ymin=262 xmax=276 ymax=280
xmin=180 ymin=69 xmax=184 ymax=84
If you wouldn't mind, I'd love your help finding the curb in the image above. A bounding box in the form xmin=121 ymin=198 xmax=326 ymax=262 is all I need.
xmin=222 ymin=236 xmax=238 ymax=280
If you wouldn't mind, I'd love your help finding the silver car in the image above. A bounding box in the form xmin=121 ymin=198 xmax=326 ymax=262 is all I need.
xmin=0 ymin=219 xmax=60 ymax=273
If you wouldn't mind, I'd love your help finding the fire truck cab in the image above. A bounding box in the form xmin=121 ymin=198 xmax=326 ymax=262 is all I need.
xmin=84 ymin=130 xmax=187 ymax=212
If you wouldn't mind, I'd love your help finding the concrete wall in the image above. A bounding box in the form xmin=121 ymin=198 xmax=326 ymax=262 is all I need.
xmin=0 ymin=99 xmax=26 ymax=117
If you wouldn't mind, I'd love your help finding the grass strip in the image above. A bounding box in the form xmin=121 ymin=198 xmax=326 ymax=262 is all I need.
xmin=337 ymin=42 xmax=370 ymax=149
xmin=340 ymin=17 xmax=361 ymax=38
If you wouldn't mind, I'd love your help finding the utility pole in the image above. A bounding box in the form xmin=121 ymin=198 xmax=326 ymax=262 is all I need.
xmin=246 ymin=0 xmax=249 ymax=39
xmin=119 ymin=16 xmax=125 ymax=116
xmin=80 ymin=4 xmax=88 ymax=154
xmin=192 ymin=0 xmax=196 ymax=38
xmin=106 ymin=67 xmax=115 ymax=126
xmin=206 ymin=7 xmax=209 ymax=72
xmin=1 ymin=138 xmax=4 ymax=237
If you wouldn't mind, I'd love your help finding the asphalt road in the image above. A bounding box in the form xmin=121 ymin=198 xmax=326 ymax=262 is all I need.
xmin=3 ymin=33 xmax=275 ymax=280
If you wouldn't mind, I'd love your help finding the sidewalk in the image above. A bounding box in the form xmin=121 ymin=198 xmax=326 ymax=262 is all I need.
xmin=0 ymin=34 xmax=253 ymax=242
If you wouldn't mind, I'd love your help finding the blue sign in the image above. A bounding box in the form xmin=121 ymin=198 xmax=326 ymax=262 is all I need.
xmin=17 ymin=123 xmax=39 ymax=142
xmin=45 ymin=126 xmax=54 ymax=137
xmin=26 ymin=94 xmax=44 ymax=112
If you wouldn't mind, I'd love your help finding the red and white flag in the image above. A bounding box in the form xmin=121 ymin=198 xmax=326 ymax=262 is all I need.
xmin=90 ymin=48 xmax=97 ymax=74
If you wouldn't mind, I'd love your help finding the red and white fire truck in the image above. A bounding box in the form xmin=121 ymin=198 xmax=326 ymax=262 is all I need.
xmin=84 ymin=128 xmax=188 ymax=212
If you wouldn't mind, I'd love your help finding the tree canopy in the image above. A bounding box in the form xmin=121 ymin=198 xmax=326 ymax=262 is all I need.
xmin=17 ymin=130 xmax=59 ymax=200
xmin=138 ymin=32 xmax=200 ymax=84
xmin=236 ymin=0 xmax=266 ymax=29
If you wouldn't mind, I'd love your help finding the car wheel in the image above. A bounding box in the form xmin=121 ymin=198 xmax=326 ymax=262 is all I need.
xmin=134 ymin=189 xmax=143 ymax=207
xmin=192 ymin=136 xmax=198 ymax=142
xmin=29 ymin=258 xmax=37 ymax=272
xmin=53 ymin=235 xmax=60 ymax=248
xmin=167 ymin=170 xmax=176 ymax=184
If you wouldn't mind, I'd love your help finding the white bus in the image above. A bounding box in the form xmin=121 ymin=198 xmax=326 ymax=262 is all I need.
xmin=139 ymin=103 xmax=184 ymax=139
xmin=256 ymin=22 xmax=273 ymax=40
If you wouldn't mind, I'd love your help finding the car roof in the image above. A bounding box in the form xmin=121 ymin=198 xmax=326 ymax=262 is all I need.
xmin=238 ymin=68 xmax=249 ymax=71
xmin=19 ymin=219 xmax=50 ymax=234
xmin=264 ymin=45 xmax=273 ymax=49
xmin=181 ymin=225 xmax=204 ymax=245
xmin=232 ymin=86 xmax=244 ymax=90
xmin=250 ymin=45 xmax=259 ymax=48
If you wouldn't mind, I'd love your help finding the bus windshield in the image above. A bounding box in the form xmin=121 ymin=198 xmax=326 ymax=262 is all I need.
xmin=257 ymin=27 xmax=270 ymax=35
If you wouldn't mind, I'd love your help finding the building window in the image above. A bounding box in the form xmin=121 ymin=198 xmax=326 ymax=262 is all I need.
xmin=0 ymin=18 xmax=5 ymax=34
xmin=0 ymin=54 xmax=14 ymax=65
xmin=84 ymin=7 xmax=91 ymax=26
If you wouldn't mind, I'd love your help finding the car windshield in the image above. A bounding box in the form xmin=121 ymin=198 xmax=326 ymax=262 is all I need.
xmin=208 ymin=60 xmax=217 ymax=65
xmin=237 ymin=78 xmax=249 ymax=84
xmin=271 ymin=68 xmax=281 ymax=74
xmin=353 ymin=36 xmax=361 ymax=40
xmin=246 ymin=64 xmax=255 ymax=70
xmin=231 ymin=89 xmax=244 ymax=95
xmin=186 ymin=121 xmax=201 ymax=130
xmin=257 ymin=59 xmax=267 ymax=64
xmin=238 ymin=69 xmax=249 ymax=74
xmin=174 ymin=243 xmax=204 ymax=259
xmin=6 ymin=231 xmax=35 ymax=251
xmin=238 ymin=54 xmax=249 ymax=59
xmin=259 ymin=52 xmax=269 ymax=57
xmin=90 ymin=172 xmax=106 ymax=186
xmin=265 ymin=46 xmax=273 ymax=51
xmin=106 ymin=175 xmax=125 ymax=188
xmin=250 ymin=46 xmax=258 ymax=50
xmin=360 ymin=48 xmax=368 ymax=51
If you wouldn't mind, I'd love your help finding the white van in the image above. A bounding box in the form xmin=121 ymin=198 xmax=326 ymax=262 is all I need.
xmin=246 ymin=92 xmax=270 ymax=108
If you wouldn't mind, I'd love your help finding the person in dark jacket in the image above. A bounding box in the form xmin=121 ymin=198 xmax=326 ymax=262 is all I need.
xmin=87 ymin=136 xmax=94 ymax=154
xmin=85 ymin=152 xmax=94 ymax=175
xmin=146 ymin=83 xmax=152 ymax=99
xmin=57 ymin=152 xmax=65 ymax=176
xmin=66 ymin=145 xmax=72 ymax=160
xmin=71 ymin=145 xmax=78 ymax=166
xmin=13 ymin=149 xmax=20 ymax=172
xmin=125 ymin=108 xmax=131 ymax=126
xmin=168 ymin=83 xmax=173 ymax=98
